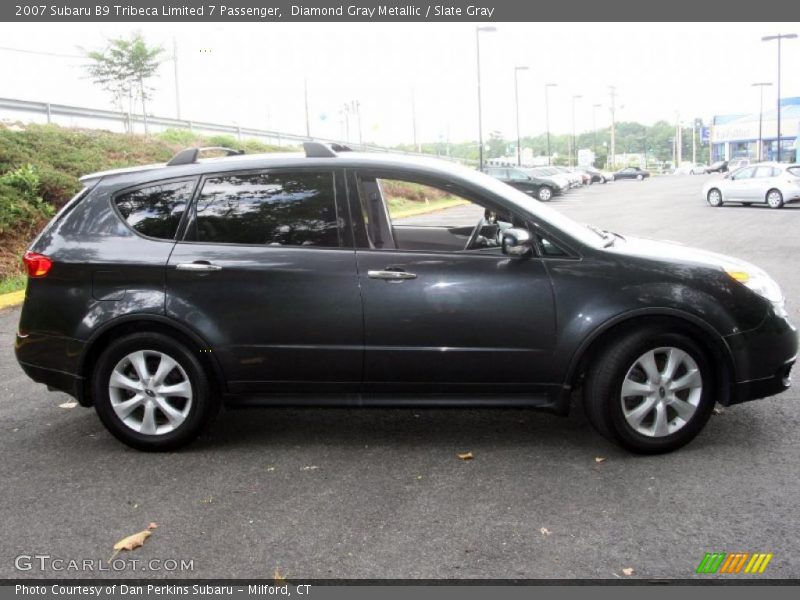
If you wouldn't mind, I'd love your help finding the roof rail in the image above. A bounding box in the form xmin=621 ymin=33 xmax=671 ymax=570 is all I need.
xmin=303 ymin=141 xmax=353 ymax=158
xmin=166 ymin=146 xmax=244 ymax=166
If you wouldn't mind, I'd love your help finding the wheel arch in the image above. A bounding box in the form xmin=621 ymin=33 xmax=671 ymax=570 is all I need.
xmin=77 ymin=314 xmax=226 ymax=406
xmin=563 ymin=309 xmax=734 ymax=405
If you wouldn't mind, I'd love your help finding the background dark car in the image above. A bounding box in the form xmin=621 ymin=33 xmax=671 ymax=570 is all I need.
xmin=484 ymin=166 xmax=559 ymax=201
xmin=14 ymin=143 xmax=796 ymax=455
xmin=615 ymin=166 xmax=650 ymax=180
xmin=705 ymin=160 xmax=729 ymax=173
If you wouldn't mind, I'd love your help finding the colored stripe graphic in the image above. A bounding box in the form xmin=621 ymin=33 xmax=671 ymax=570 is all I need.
xmin=697 ymin=552 xmax=726 ymax=573
xmin=699 ymin=552 xmax=773 ymax=574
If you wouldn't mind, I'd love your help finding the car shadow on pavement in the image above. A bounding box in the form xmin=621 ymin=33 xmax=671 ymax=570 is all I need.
xmin=177 ymin=399 xmax=765 ymax=458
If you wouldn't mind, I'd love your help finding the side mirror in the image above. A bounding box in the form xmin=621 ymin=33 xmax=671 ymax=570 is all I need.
xmin=499 ymin=228 xmax=533 ymax=258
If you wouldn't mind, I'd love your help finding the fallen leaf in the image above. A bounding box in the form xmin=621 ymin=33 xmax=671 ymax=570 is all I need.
xmin=457 ymin=452 xmax=474 ymax=461
xmin=266 ymin=466 xmax=276 ymax=472
xmin=274 ymin=568 xmax=286 ymax=584
xmin=59 ymin=401 xmax=78 ymax=409
xmin=201 ymin=496 xmax=213 ymax=504
xmin=302 ymin=465 xmax=319 ymax=471
xmin=109 ymin=528 xmax=153 ymax=561
xmin=713 ymin=407 xmax=724 ymax=415
xmin=147 ymin=522 xmax=157 ymax=531
xmin=540 ymin=527 xmax=551 ymax=536
xmin=622 ymin=567 xmax=634 ymax=576
xmin=595 ymin=456 xmax=607 ymax=464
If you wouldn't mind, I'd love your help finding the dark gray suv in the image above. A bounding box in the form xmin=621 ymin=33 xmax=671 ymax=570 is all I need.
xmin=15 ymin=143 xmax=797 ymax=453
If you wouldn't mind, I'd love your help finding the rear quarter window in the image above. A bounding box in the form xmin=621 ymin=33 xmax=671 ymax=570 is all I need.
xmin=114 ymin=180 xmax=196 ymax=240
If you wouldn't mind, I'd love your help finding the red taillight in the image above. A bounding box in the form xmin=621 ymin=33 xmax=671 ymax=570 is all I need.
xmin=22 ymin=251 xmax=52 ymax=278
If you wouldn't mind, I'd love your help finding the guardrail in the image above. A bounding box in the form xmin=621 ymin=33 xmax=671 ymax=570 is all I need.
xmin=0 ymin=97 xmax=472 ymax=165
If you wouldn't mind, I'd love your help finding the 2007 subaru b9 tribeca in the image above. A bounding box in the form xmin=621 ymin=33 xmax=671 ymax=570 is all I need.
xmin=15 ymin=143 xmax=797 ymax=453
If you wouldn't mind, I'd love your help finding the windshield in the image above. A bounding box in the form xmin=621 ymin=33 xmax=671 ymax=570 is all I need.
xmin=456 ymin=167 xmax=608 ymax=248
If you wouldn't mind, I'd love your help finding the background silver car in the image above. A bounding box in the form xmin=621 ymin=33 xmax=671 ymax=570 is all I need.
xmin=703 ymin=163 xmax=800 ymax=209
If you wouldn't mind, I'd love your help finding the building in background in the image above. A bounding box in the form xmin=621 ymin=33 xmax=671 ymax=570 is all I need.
xmin=711 ymin=97 xmax=800 ymax=163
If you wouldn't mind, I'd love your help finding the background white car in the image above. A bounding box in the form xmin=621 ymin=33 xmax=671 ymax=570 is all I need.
xmin=702 ymin=163 xmax=800 ymax=209
xmin=674 ymin=162 xmax=707 ymax=175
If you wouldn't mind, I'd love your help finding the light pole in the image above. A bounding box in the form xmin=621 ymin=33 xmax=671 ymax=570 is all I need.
xmin=762 ymin=33 xmax=797 ymax=162
xmin=752 ymin=82 xmax=772 ymax=161
xmin=571 ymin=95 xmax=582 ymax=167
xmin=514 ymin=66 xmax=529 ymax=166
xmin=475 ymin=26 xmax=496 ymax=171
xmin=544 ymin=83 xmax=557 ymax=165
xmin=592 ymin=103 xmax=601 ymax=166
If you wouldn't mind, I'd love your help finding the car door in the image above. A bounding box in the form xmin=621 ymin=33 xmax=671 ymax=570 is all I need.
xmin=166 ymin=168 xmax=363 ymax=394
xmin=751 ymin=166 xmax=777 ymax=203
xmin=348 ymin=169 xmax=557 ymax=395
xmin=726 ymin=167 xmax=756 ymax=200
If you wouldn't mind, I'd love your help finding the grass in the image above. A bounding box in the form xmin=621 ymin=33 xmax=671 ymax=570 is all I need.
xmin=0 ymin=273 xmax=26 ymax=295
xmin=388 ymin=196 xmax=469 ymax=219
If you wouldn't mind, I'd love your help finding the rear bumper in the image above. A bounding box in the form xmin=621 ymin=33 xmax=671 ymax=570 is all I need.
xmin=15 ymin=332 xmax=89 ymax=405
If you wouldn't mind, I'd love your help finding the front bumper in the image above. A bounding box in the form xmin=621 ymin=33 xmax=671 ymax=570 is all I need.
xmin=724 ymin=309 xmax=798 ymax=405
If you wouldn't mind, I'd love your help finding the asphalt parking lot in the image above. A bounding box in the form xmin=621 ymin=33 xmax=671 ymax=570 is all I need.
xmin=1 ymin=173 xmax=798 ymax=580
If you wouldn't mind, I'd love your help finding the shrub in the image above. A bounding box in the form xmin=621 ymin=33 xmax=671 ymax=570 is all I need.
xmin=158 ymin=128 xmax=198 ymax=146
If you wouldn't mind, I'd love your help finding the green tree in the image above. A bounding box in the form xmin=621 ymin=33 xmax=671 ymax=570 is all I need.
xmin=83 ymin=33 xmax=164 ymax=133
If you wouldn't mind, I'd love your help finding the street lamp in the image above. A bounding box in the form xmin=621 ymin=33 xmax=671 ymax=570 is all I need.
xmin=762 ymin=33 xmax=797 ymax=162
xmin=592 ymin=103 xmax=602 ymax=166
xmin=752 ymin=82 xmax=772 ymax=161
xmin=513 ymin=66 xmax=529 ymax=166
xmin=571 ymin=95 xmax=582 ymax=167
xmin=475 ymin=26 xmax=496 ymax=171
xmin=544 ymin=83 xmax=557 ymax=165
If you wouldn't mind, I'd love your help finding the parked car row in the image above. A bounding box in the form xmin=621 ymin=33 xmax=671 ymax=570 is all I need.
xmin=483 ymin=165 xmax=617 ymax=201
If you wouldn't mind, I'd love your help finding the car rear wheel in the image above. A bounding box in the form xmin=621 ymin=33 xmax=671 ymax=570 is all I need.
xmin=766 ymin=189 xmax=784 ymax=209
xmin=92 ymin=332 xmax=219 ymax=451
xmin=584 ymin=328 xmax=716 ymax=454
xmin=707 ymin=188 xmax=723 ymax=207
xmin=537 ymin=186 xmax=553 ymax=202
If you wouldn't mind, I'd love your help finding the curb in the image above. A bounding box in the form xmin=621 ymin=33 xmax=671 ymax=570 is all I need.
xmin=0 ymin=289 xmax=25 ymax=310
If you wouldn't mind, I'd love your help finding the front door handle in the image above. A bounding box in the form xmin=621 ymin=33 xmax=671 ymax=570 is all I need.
xmin=176 ymin=262 xmax=223 ymax=272
xmin=368 ymin=270 xmax=417 ymax=281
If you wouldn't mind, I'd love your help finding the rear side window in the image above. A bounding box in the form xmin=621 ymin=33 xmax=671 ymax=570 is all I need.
xmin=191 ymin=171 xmax=339 ymax=247
xmin=789 ymin=167 xmax=800 ymax=177
xmin=115 ymin=180 xmax=195 ymax=240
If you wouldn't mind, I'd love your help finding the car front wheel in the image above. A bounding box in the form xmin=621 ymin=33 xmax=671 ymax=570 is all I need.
xmin=707 ymin=188 xmax=723 ymax=207
xmin=92 ymin=332 xmax=219 ymax=451
xmin=583 ymin=328 xmax=716 ymax=454
xmin=537 ymin=186 xmax=553 ymax=201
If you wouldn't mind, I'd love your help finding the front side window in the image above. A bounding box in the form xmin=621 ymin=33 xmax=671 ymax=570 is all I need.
xmin=507 ymin=169 xmax=529 ymax=181
xmin=190 ymin=171 xmax=339 ymax=246
xmin=732 ymin=167 xmax=755 ymax=181
xmin=115 ymin=180 xmax=196 ymax=240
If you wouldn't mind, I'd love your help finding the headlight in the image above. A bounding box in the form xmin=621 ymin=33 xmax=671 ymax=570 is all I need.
xmin=724 ymin=265 xmax=785 ymax=307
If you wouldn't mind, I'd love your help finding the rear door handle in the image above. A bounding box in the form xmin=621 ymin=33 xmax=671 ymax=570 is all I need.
xmin=368 ymin=270 xmax=417 ymax=281
xmin=176 ymin=262 xmax=223 ymax=272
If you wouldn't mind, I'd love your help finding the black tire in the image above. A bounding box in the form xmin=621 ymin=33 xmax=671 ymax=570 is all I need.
xmin=707 ymin=188 xmax=723 ymax=207
xmin=583 ymin=328 xmax=716 ymax=454
xmin=537 ymin=186 xmax=553 ymax=202
xmin=92 ymin=332 xmax=219 ymax=451
xmin=766 ymin=189 xmax=784 ymax=209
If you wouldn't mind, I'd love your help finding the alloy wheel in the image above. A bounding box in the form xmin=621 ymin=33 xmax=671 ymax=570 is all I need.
xmin=707 ymin=189 xmax=722 ymax=206
xmin=620 ymin=346 xmax=703 ymax=437
xmin=767 ymin=190 xmax=783 ymax=209
xmin=108 ymin=350 xmax=193 ymax=435
xmin=539 ymin=187 xmax=552 ymax=201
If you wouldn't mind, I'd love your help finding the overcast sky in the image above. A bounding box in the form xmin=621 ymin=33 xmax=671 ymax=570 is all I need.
xmin=1 ymin=22 xmax=798 ymax=145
